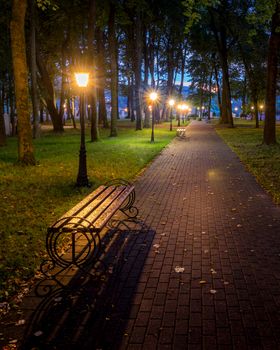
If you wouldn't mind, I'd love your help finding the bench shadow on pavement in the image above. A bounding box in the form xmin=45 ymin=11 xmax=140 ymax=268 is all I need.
xmin=20 ymin=223 xmax=155 ymax=350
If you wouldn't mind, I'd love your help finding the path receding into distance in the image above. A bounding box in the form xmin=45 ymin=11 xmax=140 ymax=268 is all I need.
xmin=88 ymin=120 xmax=280 ymax=349
xmin=3 ymin=120 xmax=280 ymax=350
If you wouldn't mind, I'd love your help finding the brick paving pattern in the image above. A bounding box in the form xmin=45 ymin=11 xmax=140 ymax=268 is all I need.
xmin=2 ymin=120 xmax=280 ymax=349
xmin=95 ymin=120 xmax=280 ymax=350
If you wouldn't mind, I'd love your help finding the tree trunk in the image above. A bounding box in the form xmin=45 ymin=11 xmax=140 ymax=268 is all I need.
xmin=10 ymin=0 xmax=35 ymax=164
xmin=96 ymin=28 xmax=109 ymax=128
xmin=88 ymin=0 xmax=99 ymax=141
xmin=208 ymin=68 xmax=213 ymax=120
xmin=179 ymin=46 xmax=187 ymax=96
xmin=0 ymin=91 xmax=6 ymax=146
xmin=29 ymin=0 xmax=40 ymax=139
xmin=210 ymin=10 xmax=233 ymax=126
xmin=67 ymin=98 xmax=76 ymax=129
xmin=219 ymin=45 xmax=233 ymax=126
xmin=143 ymin=27 xmax=150 ymax=128
xmin=36 ymin=50 xmax=64 ymax=132
xmin=263 ymin=4 xmax=280 ymax=145
xmin=108 ymin=3 xmax=118 ymax=137
xmin=134 ymin=11 xmax=142 ymax=130
xmin=213 ymin=63 xmax=222 ymax=117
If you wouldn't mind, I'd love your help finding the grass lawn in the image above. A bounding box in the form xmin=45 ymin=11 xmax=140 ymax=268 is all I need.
xmin=0 ymin=121 xmax=177 ymax=301
xmin=215 ymin=119 xmax=280 ymax=204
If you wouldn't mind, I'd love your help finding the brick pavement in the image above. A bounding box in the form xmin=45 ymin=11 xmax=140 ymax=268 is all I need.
xmin=87 ymin=120 xmax=280 ymax=349
xmin=2 ymin=120 xmax=280 ymax=349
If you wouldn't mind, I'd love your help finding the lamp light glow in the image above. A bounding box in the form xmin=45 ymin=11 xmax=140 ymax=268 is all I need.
xmin=150 ymin=92 xmax=158 ymax=102
xmin=168 ymin=99 xmax=175 ymax=107
xmin=75 ymin=72 xmax=89 ymax=88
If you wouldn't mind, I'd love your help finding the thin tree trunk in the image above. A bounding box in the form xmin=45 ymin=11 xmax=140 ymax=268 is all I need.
xmin=179 ymin=46 xmax=187 ymax=96
xmin=143 ymin=27 xmax=150 ymax=128
xmin=96 ymin=28 xmax=109 ymax=128
xmin=134 ymin=11 xmax=142 ymax=130
xmin=0 ymin=88 xmax=6 ymax=146
xmin=88 ymin=0 xmax=99 ymax=141
xmin=10 ymin=0 xmax=35 ymax=164
xmin=208 ymin=68 xmax=213 ymax=120
xmin=263 ymin=4 xmax=280 ymax=145
xmin=36 ymin=50 xmax=64 ymax=132
xmin=29 ymin=0 xmax=40 ymax=138
xmin=108 ymin=3 xmax=118 ymax=137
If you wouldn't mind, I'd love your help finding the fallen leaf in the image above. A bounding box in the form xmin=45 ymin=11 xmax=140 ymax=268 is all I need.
xmin=174 ymin=266 xmax=185 ymax=273
xmin=153 ymin=244 xmax=160 ymax=249
xmin=210 ymin=289 xmax=217 ymax=294
xmin=199 ymin=280 xmax=207 ymax=284
xmin=15 ymin=319 xmax=25 ymax=326
xmin=210 ymin=268 xmax=217 ymax=274
xmin=34 ymin=331 xmax=43 ymax=337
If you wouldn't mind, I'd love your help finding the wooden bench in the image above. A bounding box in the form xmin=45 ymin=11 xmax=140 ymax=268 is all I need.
xmin=176 ymin=128 xmax=186 ymax=137
xmin=36 ymin=179 xmax=139 ymax=296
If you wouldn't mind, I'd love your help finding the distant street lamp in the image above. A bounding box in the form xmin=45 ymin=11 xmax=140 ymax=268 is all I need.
xmin=177 ymin=104 xmax=182 ymax=126
xmin=168 ymin=98 xmax=175 ymax=131
xmin=149 ymin=91 xmax=158 ymax=143
xmin=201 ymin=106 xmax=205 ymax=118
xmin=75 ymin=72 xmax=90 ymax=187
xmin=260 ymin=104 xmax=264 ymax=121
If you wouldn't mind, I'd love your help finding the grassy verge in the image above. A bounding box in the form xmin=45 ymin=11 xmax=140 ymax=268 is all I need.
xmin=0 ymin=121 xmax=177 ymax=301
xmin=215 ymin=120 xmax=280 ymax=204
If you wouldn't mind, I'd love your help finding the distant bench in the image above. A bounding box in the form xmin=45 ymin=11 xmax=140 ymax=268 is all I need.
xmin=36 ymin=179 xmax=139 ymax=296
xmin=176 ymin=128 xmax=186 ymax=137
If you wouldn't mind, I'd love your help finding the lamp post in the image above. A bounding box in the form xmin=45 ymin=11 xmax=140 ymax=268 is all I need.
xmin=75 ymin=72 xmax=90 ymax=187
xmin=150 ymin=91 xmax=158 ymax=143
xmin=177 ymin=104 xmax=182 ymax=126
xmin=168 ymin=98 xmax=175 ymax=131
xmin=201 ymin=106 xmax=205 ymax=118
xmin=181 ymin=104 xmax=188 ymax=123
xmin=260 ymin=104 xmax=264 ymax=121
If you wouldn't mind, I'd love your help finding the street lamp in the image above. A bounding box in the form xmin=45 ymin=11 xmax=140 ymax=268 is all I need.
xmin=168 ymin=98 xmax=175 ymax=131
xmin=260 ymin=104 xmax=264 ymax=121
xmin=177 ymin=104 xmax=182 ymax=126
xmin=149 ymin=91 xmax=158 ymax=143
xmin=75 ymin=72 xmax=90 ymax=187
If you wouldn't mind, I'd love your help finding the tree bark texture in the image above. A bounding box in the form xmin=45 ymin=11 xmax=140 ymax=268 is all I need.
xmin=96 ymin=28 xmax=109 ymax=128
xmin=88 ymin=0 xmax=99 ymax=141
xmin=263 ymin=3 xmax=280 ymax=145
xmin=0 ymin=93 xmax=6 ymax=146
xmin=29 ymin=0 xmax=40 ymax=138
xmin=108 ymin=3 xmax=118 ymax=137
xmin=10 ymin=0 xmax=35 ymax=164
xmin=36 ymin=50 xmax=64 ymax=132
xmin=134 ymin=11 xmax=143 ymax=130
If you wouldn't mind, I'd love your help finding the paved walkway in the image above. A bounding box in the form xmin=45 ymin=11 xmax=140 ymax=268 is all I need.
xmin=2 ymin=120 xmax=280 ymax=349
xmin=94 ymin=121 xmax=280 ymax=350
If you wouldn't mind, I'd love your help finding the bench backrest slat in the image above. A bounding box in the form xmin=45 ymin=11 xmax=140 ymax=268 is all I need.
xmin=92 ymin=186 xmax=134 ymax=230
xmin=67 ymin=186 xmax=126 ymax=229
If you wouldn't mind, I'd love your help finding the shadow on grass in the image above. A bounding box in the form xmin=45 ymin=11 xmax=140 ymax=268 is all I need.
xmin=19 ymin=224 xmax=155 ymax=350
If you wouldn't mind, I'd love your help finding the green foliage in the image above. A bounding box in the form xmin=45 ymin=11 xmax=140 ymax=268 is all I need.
xmin=36 ymin=0 xmax=58 ymax=11
xmin=216 ymin=122 xmax=280 ymax=204
xmin=182 ymin=0 xmax=220 ymax=33
xmin=0 ymin=122 xmax=176 ymax=301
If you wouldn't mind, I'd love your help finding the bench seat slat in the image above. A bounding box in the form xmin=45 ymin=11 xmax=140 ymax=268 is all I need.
xmin=93 ymin=186 xmax=134 ymax=230
xmin=54 ymin=185 xmax=106 ymax=224
xmin=69 ymin=186 xmax=126 ymax=229
xmin=51 ymin=186 xmax=115 ymax=231
xmin=50 ymin=185 xmax=133 ymax=232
